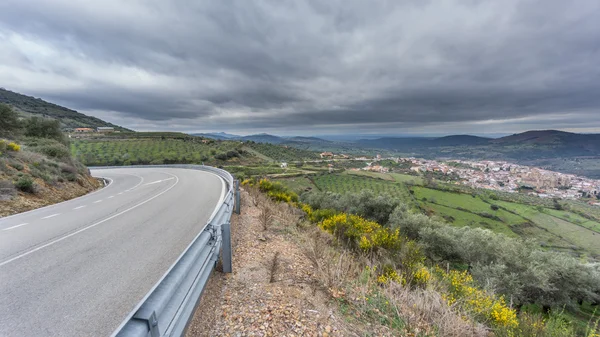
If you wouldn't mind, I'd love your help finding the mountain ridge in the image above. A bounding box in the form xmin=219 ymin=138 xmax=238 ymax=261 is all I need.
xmin=0 ymin=88 xmax=130 ymax=131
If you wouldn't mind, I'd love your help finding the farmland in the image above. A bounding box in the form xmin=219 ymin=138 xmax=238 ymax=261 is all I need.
xmin=276 ymin=170 xmax=600 ymax=259
xmin=410 ymin=186 xmax=600 ymax=257
xmin=71 ymin=138 xmax=251 ymax=166
xmin=312 ymin=173 xmax=413 ymax=202
xmin=70 ymin=133 xmax=321 ymax=167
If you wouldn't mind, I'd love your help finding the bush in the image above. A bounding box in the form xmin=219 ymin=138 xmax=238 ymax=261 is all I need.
xmin=490 ymin=204 xmax=499 ymax=211
xmin=37 ymin=144 xmax=71 ymax=159
xmin=24 ymin=117 xmax=66 ymax=143
xmin=7 ymin=142 xmax=20 ymax=152
xmin=320 ymin=213 xmax=402 ymax=252
xmin=0 ymin=104 xmax=22 ymax=138
xmin=14 ymin=176 xmax=36 ymax=193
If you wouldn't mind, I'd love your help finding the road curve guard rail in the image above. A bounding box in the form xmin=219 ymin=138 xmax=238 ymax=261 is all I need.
xmin=91 ymin=165 xmax=240 ymax=337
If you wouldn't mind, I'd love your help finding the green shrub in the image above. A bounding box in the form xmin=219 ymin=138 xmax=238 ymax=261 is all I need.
xmin=37 ymin=144 xmax=71 ymax=159
xmin=14 ymin=177 xmax=35 ymax=193
xmin=24 ymin=117 xmax=66 ymax=143
xmin=0 ymin=104 xmax=22 ymax=138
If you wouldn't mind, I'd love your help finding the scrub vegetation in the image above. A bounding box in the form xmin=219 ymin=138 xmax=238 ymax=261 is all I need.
xmin=0 ymin=104 xmax=100 ymax=216
xmin=244 ymin=177 xmax=600 ymax=336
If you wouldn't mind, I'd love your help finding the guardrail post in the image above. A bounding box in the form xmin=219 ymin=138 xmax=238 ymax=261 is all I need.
xmin=132 ymin=310 xmax=160 ymax=337
xmin=221 ymin=221 xmax=232 ymax=273
xmin=234 ymin=180 xmax=241 ymax=215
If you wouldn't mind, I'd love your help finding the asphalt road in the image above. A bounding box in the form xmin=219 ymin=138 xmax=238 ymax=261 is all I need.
xmin=0 ymin=167 xmax=225 ymax=337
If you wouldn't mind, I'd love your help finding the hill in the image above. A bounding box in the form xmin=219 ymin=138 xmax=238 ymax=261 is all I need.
xmin=1 ymin=104 xmax=101 ymax=216
xmin=428 ymin=135 xmax=492 ymax=146
xmin=70 ymin=132 xmax=321 ymax=167
xmin=0 ymin=88 xmax=130 ymax=131
xmin=240 ymin=133 xmax=286 ymax=144
xmin=191 ymin=132 xmax=240 ymax=140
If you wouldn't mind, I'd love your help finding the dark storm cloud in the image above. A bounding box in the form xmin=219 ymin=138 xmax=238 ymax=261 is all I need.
xmin=0 ymin=0 xmax=599 ymax=134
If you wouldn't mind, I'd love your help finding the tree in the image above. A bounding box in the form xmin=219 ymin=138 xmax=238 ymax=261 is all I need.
xmin=0 ymin=104 xmax=21 ymax=137
xmin=24 ymin=117 xmax=66 ymax=143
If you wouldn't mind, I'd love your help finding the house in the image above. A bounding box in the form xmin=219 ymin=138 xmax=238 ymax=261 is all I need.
xmin=74 ymin=128 xmax=94 ymax=133
xmin=281 ymin=162 xmax=288 ymax=169
xmin=97 ymin=127 xmax=115 ymax=133
xmin=320 ymin=152 xmax=334 ymax=158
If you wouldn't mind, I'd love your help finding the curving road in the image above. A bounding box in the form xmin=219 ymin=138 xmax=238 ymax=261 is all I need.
xmin=0 ymin=167 xmax=225 ymax=337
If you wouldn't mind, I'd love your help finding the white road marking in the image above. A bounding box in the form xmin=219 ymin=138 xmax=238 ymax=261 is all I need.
xmin=0 ymin=173 xmax=180 ymax=268
xmin=107 ymin=196 xmax=114 ymax=199
xmin=41 ymin=214 xmax=60 ymax=219
xmin=118 ymin=192 xmax=123 ymax=195
xmin=93 ymin=200 xmax=103 ymax=204
xmin=73 ymin=205 xmax=86 ymax=210
xmin=144 ymin=177 xmax=175 ymax=186
xmin=2 ymin=223 xmax=29 ymax=231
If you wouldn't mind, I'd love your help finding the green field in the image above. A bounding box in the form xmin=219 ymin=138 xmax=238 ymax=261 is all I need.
xmin=344 ymin=170 xmax=424 ymax=185
xmin=409 ymin=186 xmax=600 ymax=258
xmin=423 ymin=202 xmax=518 ymax=237
xmin=312 ymin=173 xmax=413 ymax=201
xmin=71 ymin=138 xmax=251 ymax=166
xmin=71 ymin=135 xmax=321 ymax=167
xmin=288 ymin=172 xmax=600 ymax=258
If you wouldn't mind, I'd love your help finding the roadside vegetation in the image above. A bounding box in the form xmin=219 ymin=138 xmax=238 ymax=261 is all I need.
xmin=243 ymin=177 xmax=600 ymax=336
xmin=275 ymin=171 xmax=600 ymax=260
xmin=0 ymin=104 xmax=99 ymax=216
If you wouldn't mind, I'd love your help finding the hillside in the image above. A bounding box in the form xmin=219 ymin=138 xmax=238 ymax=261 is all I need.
xmin=70 ymin=132 xmax=321 ymax=167
xmin=428 ymin=135 xmax=492 ymax=146
xmin=0 ymin=88 xmax=130 ymax=131
xmin=1 ymin=104 xmax=101 ymax=216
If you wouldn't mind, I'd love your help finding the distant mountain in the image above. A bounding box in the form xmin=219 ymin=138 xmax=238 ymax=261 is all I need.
xmin=192 ymin=132 xmax=241 ymax=140
xmin=493 ymin=130 xmax=600 ymax=145
xmin=356 ymin=137 xmax=434 ymax=150
xmin=0 ymin=88 xmax=130 ymax=131
xmin=428 ymin=135 xmax=492 ymax=146
xmin=240 ymin=133 xmax=286 ymax=144
xmin=287 ymin=136 xmax=331 ymax=143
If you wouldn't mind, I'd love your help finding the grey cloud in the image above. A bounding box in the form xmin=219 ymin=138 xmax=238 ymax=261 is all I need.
xmin=0 ymin=0 xmax=599 ymax=134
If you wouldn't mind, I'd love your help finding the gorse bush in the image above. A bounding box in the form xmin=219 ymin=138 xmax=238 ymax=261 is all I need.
xmin=256 ymin=178 xmax=299 ymax=203
xmin=434 ymin=267 xmax=518 ymax=329
xmin=319 ymin=212 xmax=401 ymax=252
xmin=7 ymin=142 xmax=20 ymax=152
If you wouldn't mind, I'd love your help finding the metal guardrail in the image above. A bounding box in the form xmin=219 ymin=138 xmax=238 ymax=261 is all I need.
xmin=90 ymin=165 xmax=240 ymax=337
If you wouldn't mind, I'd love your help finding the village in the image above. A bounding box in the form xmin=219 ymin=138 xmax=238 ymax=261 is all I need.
xmin=317 ymin=151 xmax=600 ymax=202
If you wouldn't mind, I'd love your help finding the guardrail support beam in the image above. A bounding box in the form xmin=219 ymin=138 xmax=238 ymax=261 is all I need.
xmin=221 ymin=221 xmax=232 ymax=273
xmin=234 ymin=180 xmax=241 ymax=215
xmin=132 ymin=310 xmax=160 ymax=337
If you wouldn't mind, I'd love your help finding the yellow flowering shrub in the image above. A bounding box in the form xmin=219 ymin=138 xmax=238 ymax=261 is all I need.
xmin=7 ymin=142 xmax=20 ymax=152
xmin=435 ymin=268 xmax=518 ymax=329
xmin=241 ymin=178 xmax=255 ymax=186
xmin=257 ymin=178 xmax=299 ymax=203
xmin=412 ymin=266 xmax=431 ymax=286
xmin=377 ymin=266 xmax=404 ymax=285
xmin=320 ymin=213 xmax=401 ymax=252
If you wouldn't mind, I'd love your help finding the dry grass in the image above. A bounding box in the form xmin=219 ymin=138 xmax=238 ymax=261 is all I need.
xmin=269 ymin=251 xmax=280 ymax=283
xmin=258 ymin=204 xmax=273 ymax=231
xmin=383 ymin=283 xmax=488 ymax=337
xmin=303 ymin=228 xmax=360 ymax=296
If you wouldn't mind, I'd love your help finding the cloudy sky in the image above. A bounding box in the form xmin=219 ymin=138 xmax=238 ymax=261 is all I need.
xmin=1 ymin=0 xmax=599 ymax=136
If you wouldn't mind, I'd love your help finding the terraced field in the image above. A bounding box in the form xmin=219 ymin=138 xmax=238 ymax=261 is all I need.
xmin=312 ymin=173 xmax=413 ymax=201
xmin=412 ymin=186 xmax=600 ymax=257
